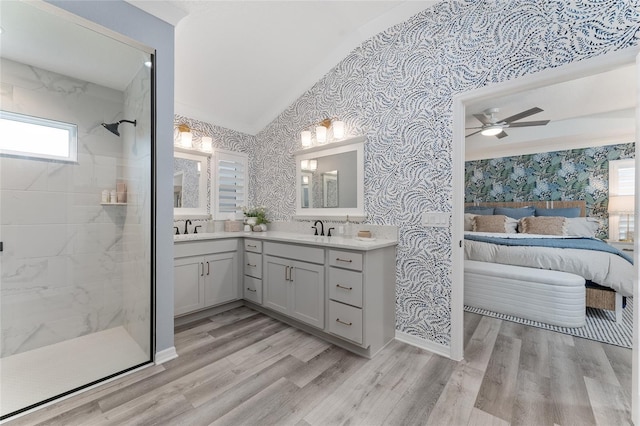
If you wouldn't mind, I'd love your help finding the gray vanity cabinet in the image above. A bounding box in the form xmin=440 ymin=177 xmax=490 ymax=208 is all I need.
xmin=174 ymin=239 xmax=240 ymax=316
xmin=263 ymin=242 xmax=325 ymax=329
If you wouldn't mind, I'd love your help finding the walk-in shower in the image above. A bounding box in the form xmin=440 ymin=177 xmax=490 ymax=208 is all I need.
xmin=0 ymin=2 xmax=154 ymax=419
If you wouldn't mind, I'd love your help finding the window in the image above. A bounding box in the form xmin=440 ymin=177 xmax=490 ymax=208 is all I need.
xmin=0 ymin=111 xmax=78 ymax=162
xmin=213 ymin=149 xmax=248 ymax=218
xmin=609 ymin=158 xmax=635 ymax=241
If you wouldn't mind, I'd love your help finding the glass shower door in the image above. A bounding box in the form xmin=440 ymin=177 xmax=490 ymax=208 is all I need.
xmin=0 ymin=1 xmax=154 ymax=419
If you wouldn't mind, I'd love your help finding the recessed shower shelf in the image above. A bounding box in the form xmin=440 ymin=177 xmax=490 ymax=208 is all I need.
xmin=100 ymin=203 xmax=127 ymax=206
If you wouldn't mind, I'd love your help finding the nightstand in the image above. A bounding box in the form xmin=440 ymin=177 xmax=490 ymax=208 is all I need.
xmin=606 ymin=240 xmax=634 ymax=254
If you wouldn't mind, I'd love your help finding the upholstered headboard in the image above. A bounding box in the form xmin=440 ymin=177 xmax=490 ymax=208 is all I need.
xmin=464 ymin=200 xmax=587 ymax=217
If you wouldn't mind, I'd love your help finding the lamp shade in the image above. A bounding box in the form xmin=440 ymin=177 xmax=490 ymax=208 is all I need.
xmin=301 ymin=131 xmax=312 ymax=147
xmin=332 ymin=121 xmax=345 ymax=139
xmin=608 ymin=195 xmax=635 ymax=214
xmin=201 ymin=136 xmax=213 ymax=152
xmin=316 ymin=126 xmax=327 ymax=144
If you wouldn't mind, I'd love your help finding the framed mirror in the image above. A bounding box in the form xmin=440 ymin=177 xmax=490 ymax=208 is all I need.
xmin=174 ymin=148 xmax=210 ymax=217
xmin=294 ymin=136 xmax=365 ymax=217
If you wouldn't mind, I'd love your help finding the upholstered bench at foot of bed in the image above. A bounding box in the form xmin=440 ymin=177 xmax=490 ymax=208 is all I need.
xmin=464 ymin=260 xmax=586 ymax=328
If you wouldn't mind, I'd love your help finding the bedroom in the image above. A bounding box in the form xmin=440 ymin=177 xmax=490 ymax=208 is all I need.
xmin=460 ymin=60 xmax=636 ymax=417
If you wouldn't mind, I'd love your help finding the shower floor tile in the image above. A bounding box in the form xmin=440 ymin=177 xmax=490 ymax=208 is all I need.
xmin=0 ymin=326 xmax=149 ymax=417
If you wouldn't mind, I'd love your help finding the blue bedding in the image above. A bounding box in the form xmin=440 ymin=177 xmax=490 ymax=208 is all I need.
xmin=464 ymin=234 xmax=633 ymax=264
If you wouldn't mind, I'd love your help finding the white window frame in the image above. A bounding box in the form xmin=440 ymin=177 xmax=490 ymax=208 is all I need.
xmin=213 ymin=148 xmax=248 ymax=220
xmin=0 ymin=110 xmax=78 ymax=162
xmin=609 ymin=158 xmax=635 ymax=241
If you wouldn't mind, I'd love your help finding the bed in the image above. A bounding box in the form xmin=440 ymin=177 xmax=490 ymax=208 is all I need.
xmin=463 ymin=200 xmax=633 ymax=324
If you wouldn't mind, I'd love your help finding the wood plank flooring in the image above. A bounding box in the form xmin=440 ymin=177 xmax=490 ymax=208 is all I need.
xmin=7 ymin=307 xmax=632 ymax=425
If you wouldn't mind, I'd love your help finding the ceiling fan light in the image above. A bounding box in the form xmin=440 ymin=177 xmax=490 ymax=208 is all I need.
xmin=481 ymin=126 xmax=503 ymax=136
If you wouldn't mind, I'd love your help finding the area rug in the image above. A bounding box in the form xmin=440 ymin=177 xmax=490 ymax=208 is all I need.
xmin=464 ymin=298 xmax=633 ymax=348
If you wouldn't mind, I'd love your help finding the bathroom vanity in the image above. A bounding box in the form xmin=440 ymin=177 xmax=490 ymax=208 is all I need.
xmin=174 ymin=232 xmax=397 ymax=358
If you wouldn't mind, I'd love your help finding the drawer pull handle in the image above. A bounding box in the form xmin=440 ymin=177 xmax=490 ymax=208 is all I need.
xmin=246 ymin=288 xmax=257 ymax=292
xmin=336 ymin=284 xmax=353 ymax=290
xmin=247 ymin=263 xmax=257 ymax=267
xmin=623 ymin=248 xmax=633 ymax=252
xmin=248 ymin=244 xmax=257 ymax=248
xmin=336 ymin=258 xmax=353 ymax=263
xmin=336 ymin=318 xmax=352 ymax=326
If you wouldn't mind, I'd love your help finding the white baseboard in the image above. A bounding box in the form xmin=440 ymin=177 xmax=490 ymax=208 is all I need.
xmin=154 ymin=346 xmax=178 ymax=365
xmin=395 ymin=331 xmax=451 ymax=359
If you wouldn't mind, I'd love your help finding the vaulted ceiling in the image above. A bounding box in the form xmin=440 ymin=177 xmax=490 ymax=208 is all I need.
xmin=129 ymin=0 xmax=437 ymax=135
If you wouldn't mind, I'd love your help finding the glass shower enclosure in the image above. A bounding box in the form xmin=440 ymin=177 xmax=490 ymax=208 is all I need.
xmin=0 ymin=2 xmax=154 ymax=419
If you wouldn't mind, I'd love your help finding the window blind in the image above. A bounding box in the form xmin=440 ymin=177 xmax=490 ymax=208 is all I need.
xmin=214 ymin=150 xmax=248 ymax=218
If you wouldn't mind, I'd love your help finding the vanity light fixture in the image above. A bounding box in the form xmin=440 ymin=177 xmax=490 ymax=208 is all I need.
xmin=300 ymin=118 xmax=345 ymax=147
xmin=201 ymin=136 xmax=213 ymax=152
xmin=178 ymin=124 xmax=192 ymax=148
xmin=300 ymin=159 xmax=318 ymax=171
xmin=301 ymin=131 xmax=312 ymax=147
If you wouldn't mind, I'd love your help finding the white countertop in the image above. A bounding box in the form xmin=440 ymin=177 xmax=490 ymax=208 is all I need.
xmin=173 ymin=231 xmax=397 ymax=251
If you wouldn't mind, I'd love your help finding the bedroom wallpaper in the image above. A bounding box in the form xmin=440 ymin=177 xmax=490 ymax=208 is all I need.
xmin=465 ymin=143 xmax=636 ymax=239
xmin=247 ymin=0 xmax=639 ymax=348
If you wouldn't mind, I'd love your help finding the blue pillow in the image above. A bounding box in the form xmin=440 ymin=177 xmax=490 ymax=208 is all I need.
xmin=493 ymin=206 xmax=535 ymax=219
xmin=465 ymin=206 xmax=494 ymax=215
xmin=535 ymin=207 xmax=581 ymax=218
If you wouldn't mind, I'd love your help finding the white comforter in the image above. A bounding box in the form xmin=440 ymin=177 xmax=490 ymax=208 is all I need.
xmin=464 ymin=232 xmax=635 ymax=297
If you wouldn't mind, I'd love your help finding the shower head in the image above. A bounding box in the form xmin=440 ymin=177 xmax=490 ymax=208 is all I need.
xmin=101 ymin=119 xmax=137 ymax=137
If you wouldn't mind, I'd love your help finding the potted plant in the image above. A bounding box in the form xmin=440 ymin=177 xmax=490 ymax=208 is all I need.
xmin=242 ymin=205 xmax=270 ymax=230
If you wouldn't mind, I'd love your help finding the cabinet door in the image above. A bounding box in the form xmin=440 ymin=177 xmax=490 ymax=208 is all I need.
xmin=263 ymin=255 xmax=289 ymax=315
xmin=290 ymin=260 xmax=325 ymax=329
xmin=204 ymin=252 xmax=239 ymax=307
xmin=174 ymin=256 xmax=205 ymax=316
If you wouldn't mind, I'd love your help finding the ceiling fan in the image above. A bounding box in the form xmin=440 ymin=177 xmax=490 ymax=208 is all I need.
xmin=466 ymin=107 xmax=550 ymax=138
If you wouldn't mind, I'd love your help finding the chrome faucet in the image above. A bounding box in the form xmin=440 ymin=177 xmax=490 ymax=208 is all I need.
xmin=184 ymin=219 xmax=192 ymax=235
xmin=312 ymin=220 xmax=324 ymax=236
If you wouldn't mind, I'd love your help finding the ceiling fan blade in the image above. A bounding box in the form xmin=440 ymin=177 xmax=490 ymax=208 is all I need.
xmin=465 ymin=126 xmax=483 ymax=130
xmin=465 ymin=130 xmax=483 ymax=138
xmin=473 ymin=113 xmax=491 ymax=125
xmin=496 ymin=131 xmax=509 ymax=139
xmin=501 ymin=107 xmax=543 ymax=124
xmin=507 ymin=120 xmax=550 ymax=128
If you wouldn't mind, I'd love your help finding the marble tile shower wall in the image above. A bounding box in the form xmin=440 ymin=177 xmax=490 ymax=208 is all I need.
xmin=0 ymin=59 xmax=128 ymax=357
xmin=121 ymin=64 xmax=153 ymax=356
xmin=250 ymin=1 xmax=640 ymax=347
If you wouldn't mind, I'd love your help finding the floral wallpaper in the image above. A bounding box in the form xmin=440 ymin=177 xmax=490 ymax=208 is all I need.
xmin=465 ymin=143 xmax=635 ymax=238
xmin=247 ymin=0 xmax=639 ymax=348
xmin=180 ymin=0 xmax=639 ymax=348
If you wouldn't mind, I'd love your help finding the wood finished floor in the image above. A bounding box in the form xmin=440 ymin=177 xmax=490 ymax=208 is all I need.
xmin=8 ymin=306 xmax=632 ymax=426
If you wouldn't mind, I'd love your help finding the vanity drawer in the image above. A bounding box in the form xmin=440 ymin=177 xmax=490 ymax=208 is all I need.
xmin=244 ymin=252 xmax=262 ymax=278
xmin=328 ymin=300 xmax=363 ymax=345
xmin=264 ymin=242 xmax=324 ymax=264
xmin=244 ymin=276 xmax=262 ymax=304
xmin=244 ymin=239 xmax=262 ymax=253
xmin=329 ymin=250 xmax=363 ymax=271
xmin=329 ymin=268 xmax=363 ymax=308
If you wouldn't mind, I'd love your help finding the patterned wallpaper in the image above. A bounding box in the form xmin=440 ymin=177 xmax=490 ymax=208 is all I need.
xmin=175 ymin=1 xmax=639 ymax=347
xmin=173 ymin=115 xmax=256 ymax=216
xmin=465 ymin=143 xmax=636 ymax=239
xmin=247 ymin=0 xmax=639 ymax=348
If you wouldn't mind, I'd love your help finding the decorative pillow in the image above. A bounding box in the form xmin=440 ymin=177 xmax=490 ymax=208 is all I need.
xmin=473 ymin=215 xmax=518 ymax=233
xmin=535 ymin=207 xmax=581 ymax=218
xmin=565 ymin=217 xmax=599 ymax=237
xmin=519 ymin=216 xmax=567 ymax=235
xmin=494 ymin=206 xmax=536 ymax=219
xmin=464 ymin=213 xmax=477 ymax=231
xmin=465 ymin=206 xmax=494 ymax=215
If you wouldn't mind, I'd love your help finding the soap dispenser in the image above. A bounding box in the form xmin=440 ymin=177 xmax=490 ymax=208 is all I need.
xmin=344 ymin=215 xmax=352 ymax=239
